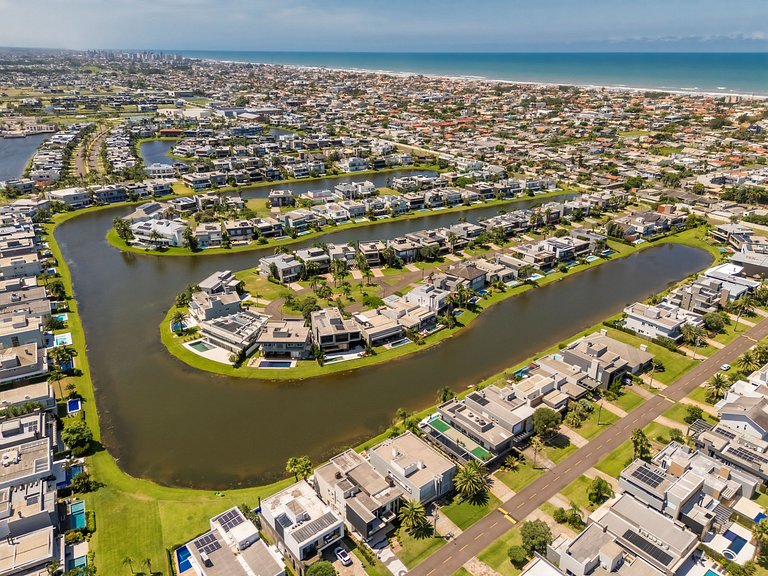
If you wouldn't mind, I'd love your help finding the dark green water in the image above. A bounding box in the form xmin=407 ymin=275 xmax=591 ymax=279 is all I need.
xmin=56 ymin=177 xmax=712 ymax=488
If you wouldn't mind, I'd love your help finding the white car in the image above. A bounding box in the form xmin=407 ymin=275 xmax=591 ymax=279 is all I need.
xmin=335 ymin=547 xmax=352 ymax=567
xmin=720 ymin=363 xmax=731 ymax=371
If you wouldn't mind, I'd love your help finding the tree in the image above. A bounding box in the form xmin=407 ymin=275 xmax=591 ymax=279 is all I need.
xmin=183 ymin=227 xmax=199 ymax=251
xmin=703 ymin=312 xmax=726 ymax=334
xmin=737 ymin=349 xmax=760 ymax=374
xmin=707 ymin=372 xmax=729 ymax=402
xmin=507 ymin=545 xmax=528 ymax=568
xmin=631 ymin=428 xmax=652 ymax=461
xmin=142 ymin=558 xmax=153 ymax=575
xmin=48 ymin=368 xmax=64 ymax=399
xmin=306 ymin=562 xmax=337 ymax=576
xmin=734 ymin=296 xmax=756 ymax=328
xmin=588 ymin=477 xmax=614 ymax=505
xmin=681 ymin=324 xmax=706 ymax=348
xmin=530 ymin=437 xmax=544 ymax=469
xmin=753 ymin=518 xmax=768 ymax=553
xmin=520 ymin=519 xmax=552 ymax=555
xmin=70 ymin=471 xmax=95 ymax=494
xmin=285 ymin=456 xmax=313 ymax=482
xmin=436 ymin=386 xmax=455 ymax=403
xmin=453 ymin=460 xmax=489 ymax=501
xmin=61 ymin=420 xmax=93 ymax=451
xmin=122 ymin=556 xmax=134 ymax=574
xmin=398 ymin=499 xmax=428 ymax=534
xmin=532 ymin=407 xmax=561 ymax=439
xmin=48 ymin=279 xmax=67 ymax=300
xmin=684 ymin=405 xmax=704 ymax=424
xmin=171 ymin=310 xmax=186 ymax=333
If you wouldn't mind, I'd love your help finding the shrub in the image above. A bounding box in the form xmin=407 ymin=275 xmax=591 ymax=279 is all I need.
xmin=507 ymin=545 xmax=529 ymax=568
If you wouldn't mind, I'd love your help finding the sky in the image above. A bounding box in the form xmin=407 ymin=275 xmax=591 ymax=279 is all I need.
xmin=1 ymin=0 xmax=767 ymax=52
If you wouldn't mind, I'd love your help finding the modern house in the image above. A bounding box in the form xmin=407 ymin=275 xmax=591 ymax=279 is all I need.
xmin=255 ymin=319 xmax=313 ymax=360
xmin=259 ymin=254 xmax=303 ymax=283
xmin=198 ymin=311 xmax=269 ymax=355
xmin=310 ymin=308 xmax=363 ymax=353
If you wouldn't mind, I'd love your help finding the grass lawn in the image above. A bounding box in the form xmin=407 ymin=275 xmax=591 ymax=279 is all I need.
xmin=560 ymin=475 xmax=595 ymax=511
xmin=477 ymin=527 xmax=525 ymax=576
xmin=662 ymin=403 xmax=718 ymax=426
xmin=453 ymin=569 xmax=474 ymax=576
xmin=546 ymin=434 xmax=578 ymax=464
xmin=495 ymin=461 xmax=544 ymax=493
xmin=572 ymin=406 xmax=619 ymax=440
xmin=442 ymin=493 xmax=501 ymax=530
xmin=611 ymin=389 xmax=645 ymax=413
xmin=687 ymin=385 xmax=713 ymax=405
xmin=234 ymin=270 xmax=290 ymax=302
xmin=643 ymin=421 xmax=675 ymax=446
xmin=347 ymin=541 xmax=391 ymax=576
xmin=595 ymin=439 xmax=634 ymax=477
xmin=601 ymin=328 xmax=697 ymax=384
xmin=396 ymin=529 xmax=446 ymax=568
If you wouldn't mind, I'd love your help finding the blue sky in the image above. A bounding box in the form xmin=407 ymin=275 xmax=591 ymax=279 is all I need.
xmin=2 ymin=0 xmax=767 ymax=52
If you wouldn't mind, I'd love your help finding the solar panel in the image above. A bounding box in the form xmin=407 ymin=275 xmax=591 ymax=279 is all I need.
xmin=631 ymin=465 xmax=666 ymax=489
xmin=714 ymin=426 xmax=735 ymax=440
xmin=623 ymin=530 xmax=674 ymax=566
xmin=727 ymin=446 xmax=768 ymax=465
xmin=193 ymin=533 xmax=222 ymax=555
xmin=215 ymin=509 xmax=245 ymax=532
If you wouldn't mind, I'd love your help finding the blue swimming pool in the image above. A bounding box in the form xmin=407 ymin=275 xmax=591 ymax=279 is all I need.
xmin=756 ymin=512 xmax=767 ymax=523
xmin=453 ymin=309 xmax=464 ymax=317
xmin=259 ymin=360 xmax=293 ymax=368
xmin=176 ymin=545 xmax=193 ymax=572
xmin=705 ymin=570 xmax=719 ymax=576
xmin=67 ymin=398 xmax=81 ymax=414
xmin=389 ymin=338 xmax=411 ymax=348
xmin=69 ymin=501 xmax=86 ymax=530
xmin=724 ymin=530 xmax=748 ymax=554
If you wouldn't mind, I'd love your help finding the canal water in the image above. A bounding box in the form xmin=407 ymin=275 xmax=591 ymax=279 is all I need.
xmin=0 ymin=134 xmax=51 ymax=181
xmin=56 ymin=175 xmax=712 ymax=489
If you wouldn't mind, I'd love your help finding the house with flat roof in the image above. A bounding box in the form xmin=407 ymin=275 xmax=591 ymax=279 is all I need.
xmin=623 ymin=302 xmax=703 ymax=342
xmin=0 ymin=255 xmax=41 ymax=280
xmin=0 ymin=381 xmax=54 ymax=412
xmin=0 ymin=316 xmax=44 ymax=349
xmin=260 ymin=480 xmax=345 ymax=576
xmin=198 ymin=311 xmax=269 ymax=355
xmin=129 ymin=219 xmax=186 ymax=247
xmin=255 ymin=319 xmax=313 ymax=360
xmin=368 ymin=431 xmax=456 ymax=504
xmin=352 ymin=310 xmax=403 ymax=347
xmin=44 ymin=187 xmax=91 ymax=209
xmin=560 ymin=331 xmax=653 ymax=388
xmin=314 ymin=450 xmax=402 ymax=542
xmin=0 ymin=344 xmax=47 ymax=386
xmin=403 ymin=284 xmax=451 ymax=313
xmin=310 ymin=308 xmax=363 ymax=353
xmin=198 ymin=270 xmax=242 ymax=295
xmin=189 ymin=291 xmax=242 ymax=322
xmin=259 ymin=254 xmax=303 ymax=284
xmin=181 ymin=506 xmax=284 ymax=576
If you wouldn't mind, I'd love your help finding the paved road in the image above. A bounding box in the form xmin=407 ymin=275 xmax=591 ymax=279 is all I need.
xmin=410 ymin=318 xmax=768 ymax=576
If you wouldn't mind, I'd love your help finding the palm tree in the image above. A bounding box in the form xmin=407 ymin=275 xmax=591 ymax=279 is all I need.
xmin=48 ymin=368 xmax=65 ymax=400
xmin=398 ymin=500 xmax=428 ymax=534
xmin=436 ymin=386 xmax=455 ymax=403
xmin=447 ymin=232 xmax=458 ymax=254
xmin=754 ymin=342 xmax=768 ymax=366
xmin=707 ymin=372 xmax=729 ymax=401
xmin=531 ymin=437 xmax=544 ymax=469
xmin=753 ymin=518 xmax=768 ymax=554
xmin=142 ymin=558 xmax=153 ymax=575
xmin=453 ymin=460 xmax=489 ymax=501
xmin=735 ymin=296 xmax=756 ymax=328
xmin=363 ymin=267 xmax=374 ymax=286
xmin=502 ymin=454 xmax=520 ymax=471
xmin=171 ymin=310 xmax=186 ymax=333
xmin=46 ymin=560 xmax=61 ymax=576
xmin=737 ymin=349 xmax=760 ymax=374
xmin=122 ymin=556 xmax=134 ymax=574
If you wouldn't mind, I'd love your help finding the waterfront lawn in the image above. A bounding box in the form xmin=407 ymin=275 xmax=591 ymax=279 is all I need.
xmin=396 ymin=529 xmax=446 ymax=568
xmin=495 ymin=461 xmax=544 ymax=493
xmin=611 ymin=389 xmax=644 ymax=413
xmin=662 ymin=403 xmax=718 ymax=426
xmin=477 ymin=527 xmax=525 ymax=576
xmin=595 ymin=439 xmax=635 ymax=477
xmin=573 ymin=407 xmax=619 ymax=440
xmin=560 ymin=475 xmax=595 ymax=511
xmin=442 ymin=493 xmax=501 ymax=531
xmin=234 ymin=270 xmax=290 ymax=302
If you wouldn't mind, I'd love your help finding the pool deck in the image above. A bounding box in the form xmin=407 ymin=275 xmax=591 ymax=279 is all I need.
xmin=702 ymin=523 xmax=755 ymax=565
xmin=183 ymin=340 xmax=232 ymax=364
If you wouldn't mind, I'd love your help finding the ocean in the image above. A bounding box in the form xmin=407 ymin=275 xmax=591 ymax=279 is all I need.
xmin=168 ymin=51 xmax=768 ymax=96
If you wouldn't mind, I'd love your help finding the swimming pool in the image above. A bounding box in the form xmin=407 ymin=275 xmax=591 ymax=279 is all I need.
xmin=389 ymin=337 xmax=411 ymax=348
xmin=259 ymin=360 xmax=293 ymax=368
xmin=453 ymin=309 xmax=464 ymax=317
xmin=176 ymin=546 xmax=193 ymax=572
xmin=69 ymin=501 xmax=86 ymax=530
xmin=724 ymin=529 xmax=748 ymax=554
xmin=66 ymin=398 xmax=82 ymax=415
xmin=53 ymin=313 xmax=68 ymax=323
xmin=705 ymin=571 xmax=719 ymax=576
xmin=54 ymin=333 xmax=73 ymax=346
xmin=189 ymin=341 xmax=213 ymax=353
xmin=756 ymin=512 xmax=767 ymax=523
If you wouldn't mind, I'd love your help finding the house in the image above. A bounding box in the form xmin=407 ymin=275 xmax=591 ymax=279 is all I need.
xmin=560 ymin=331 xmax=653 ymax=388
xmin=180 ymin=507 xmax=284 ymax=576
xmin=129 ymin=219 xmax=186 ymax=247
xmin=310 ymin=308 xmax=363 ymax=353
xmin=0 ymin=254 xmax=42 ymax=280
xmin=295 ymin=247 xmax=331 ymax=273
xmin=255 ymin=319 xmax=313 ymax=360
xmin=314 ymin=450 xmax=402 ymax=541
xmin=44 ymin=187 xmax=91 ymax=209
xmin=444 ymin=263 xmax=487 ymax=292
xmin=144 ymin=162 xmax=175 ymax=178
xmin=182 ymin=173 xmax=211 ymax=191
xmin=224 ymin=219 xmax=255 ymax=240
xmin=326 ymin=243 xmax=356 ymax=266
xmin=0 ymin=316 xmax=44 ymax=349
xmin=403 ymin=284 xmax=451 ymax=313
xmin=623 ymin=302 xmax=703 ymax=342
xmin=260 ymin=480 xmax=345 ymax=576
xmin=368 ymin=431 xmax=456 ymax=504
xmin=359 ymin=241 xmax=385 ymax=266
xmin=338 ymin=157 xmax=368 ymax=172
xmin=198 ymin=270 xmax=242 ymax=295
xmin=188 ymin=291 xmax=242 ymax=322
xmin=194 ymin=222 xmax=224 ymax=249
xmin=718 ymin=396 xmax=768 ymax=442
xmin=198 ymin=310 xmax=269 ymax=355
xmin=124 ymin=201 xmax=169 ymax=223
xmin=352 ymin=310 xmax=404 ymax=346
xmin=259 ymin=254 xmax=303 ymax=283
xmin=268 ymin=190 xmax=295 ymax=207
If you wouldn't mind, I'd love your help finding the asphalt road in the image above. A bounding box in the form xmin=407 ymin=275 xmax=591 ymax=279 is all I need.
xmin=410 ymin=316 xmax=768 ymax=576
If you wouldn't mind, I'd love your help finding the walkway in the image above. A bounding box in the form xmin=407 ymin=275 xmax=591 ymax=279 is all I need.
xmin=409 ymin=315 xmax=768 ymax=576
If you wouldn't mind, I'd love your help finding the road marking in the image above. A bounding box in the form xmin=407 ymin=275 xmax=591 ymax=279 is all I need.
xmin=427 ymin=570 xmax=435 ymax=576
xmin=658 ymin=394 xmax=675 ymax=403
xmin=498 ymin=508 xmax=517 ymax=524
xmin=459 ymin=544 xmax=468 ymax=552
xmin=442 ymin=556 xmax=452 ymax=563
xmin=475 ymin=532 xmax=483 ymax=540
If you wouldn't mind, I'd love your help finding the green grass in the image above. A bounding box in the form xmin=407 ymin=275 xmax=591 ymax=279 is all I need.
xmin=573 ymin=406 xmax=619 ymax=440
xmin=600 ymin=328 xmax=697 ymax=384
xmin=234 ymin=270 xmax=290 ymax=302
xmin=643 ymin=421 xmax=675 ymax=445
xmin=611 ymin=389 xmax=644 ymax=413
xmin=441 ymin=493 xmax=501 ymax=530
xmin=595 ymin=439 xmax=634 ymax=477
xmin=347 ymin=540 xmax=391 ymax=576
xmin=496 ymin=461 xmax=544 ymax=493
xmin=687 ymin=385 xmax=713 ymax=405
xmin=546 ymin=436 xmax=578 ymax=464
xmin=452 ymin=569 xmax=474 ymax=576
xmin=396 ymin=529 xmax=446 ymax=568
xmin=477 ymin=527 xmax=524 ymax=576
xmin=560 ymin=475 xmax=595 ymax=511
xmin=662 ymin=403 xmax=718 ymax=426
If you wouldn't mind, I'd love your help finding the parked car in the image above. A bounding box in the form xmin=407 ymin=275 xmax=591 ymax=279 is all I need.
xmin=335 ymin=547 xmax=352 ymax=566
xmin=720 ymin=363 xmax=731 ymax=371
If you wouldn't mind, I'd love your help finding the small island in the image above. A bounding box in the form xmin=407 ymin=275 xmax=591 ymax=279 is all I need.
xmin=160 ymin=188 xmax=717 ymax=380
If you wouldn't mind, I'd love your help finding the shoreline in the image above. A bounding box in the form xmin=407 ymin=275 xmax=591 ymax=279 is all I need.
xmin=187 ymin=55 xmax=768 ymax=100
